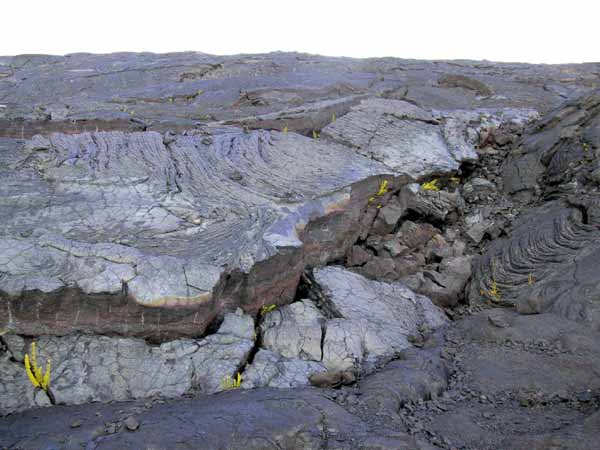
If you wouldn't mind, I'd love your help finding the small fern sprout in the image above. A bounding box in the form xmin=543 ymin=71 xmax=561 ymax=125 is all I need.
xmin=24 ymin=342 xmax=51 ymax=392
xmin=376 ymin=180 xmax=389 ymax=196
xmin=480 ymin=278 xmax=502 ymax=302
xmin=421 ymin=179 xmax=440 ymax=191
xmin=221 ymin=372 xmax=242 ymax=390
xmin=260 ymin=304 xmax=277 ymax=315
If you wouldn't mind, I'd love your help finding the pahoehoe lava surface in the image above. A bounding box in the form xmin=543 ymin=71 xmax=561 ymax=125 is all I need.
xmin=1 ymin=52 xmax=599 ymax=450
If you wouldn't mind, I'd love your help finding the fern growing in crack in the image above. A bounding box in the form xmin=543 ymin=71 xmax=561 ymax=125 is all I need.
xmin=24 ymin=341 xmax=51 ymax=392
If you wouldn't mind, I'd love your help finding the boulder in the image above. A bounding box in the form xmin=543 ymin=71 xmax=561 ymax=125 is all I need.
xmin=371 ymin=200 xmax=405 ymax=234
xmin=402 ymin=256 xmax=472 ymax=307
xmin=398 ymin=183 xmax=465 ymax=222
xmin=346 ymin=244 xmax=374 ymax=266
xmin=314 ymin=266 xmax=448 ymax=370
xmin=241 ymin=350 xmax=325 ymax=389
xmin=260 ymin=300 xmax=324 ymax=361
xmin=321 ymin=98 xmax=478 ymax=178
xmin=359 ymin=333 xmax=448 ymax=415
xmin=187 ymin=308 xmax=256 ymax=394
xmin=354 ymin=256 xmax=398 ymax=281
xmin=396 ymin=220 xmax=440 ymax=249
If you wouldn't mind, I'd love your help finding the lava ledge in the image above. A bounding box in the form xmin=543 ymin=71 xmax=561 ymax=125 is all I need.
xmin=0 ymin=309 xmax=254 ymax=415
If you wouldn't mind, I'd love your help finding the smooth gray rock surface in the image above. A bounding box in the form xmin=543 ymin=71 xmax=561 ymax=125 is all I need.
xmin=321 ymin=98 xmax=476 ymax=178
xmin=314 ymin=266 xmax=448 ymax=369
xmin=453 ymin=310 xmax=600 ymax=395
xmin=359 ymin=332 xmax=448 ymax=417
xmin=241 ymin=349 xmax=325 ymax=389
xmin=260 ymin=299 xmax=325 ymax=361
xmin=0 ymin=388 xmax=433 ymax=450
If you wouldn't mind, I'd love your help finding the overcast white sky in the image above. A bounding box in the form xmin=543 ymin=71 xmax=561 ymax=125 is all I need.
xmin=2 ymin=1 xmax=598 ymax=63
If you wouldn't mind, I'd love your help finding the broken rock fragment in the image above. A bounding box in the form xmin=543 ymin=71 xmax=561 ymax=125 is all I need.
xmin=241 ymin=350 xmax=325 ymax=389
xmin=314 ymin=266 xmax=448 ymax=371
xmin=260 ymin=299 xmax=324 ymax=361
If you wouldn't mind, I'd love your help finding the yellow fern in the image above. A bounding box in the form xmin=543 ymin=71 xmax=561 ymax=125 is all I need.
xmin=260 ymin=304 xmax=277 ymax=315
xmin=24 ymin=341 xmax=51 ymax=392
xmin=221 ymin=372 xmax=242 ymax=390
xmin=41 ymin=360 xmax=52 ymax=391
xmin=481 ymin=278 xmax=502 ymax=302
xmin=24 ymin=354 xmax=40 ymax=388
xmin=30 ymin=342 xmax=43 ymax=381
xmin=421 ymin=179 xmax=440 ymax=191
xmin=377 ymin=180 xmax=388 ymax=196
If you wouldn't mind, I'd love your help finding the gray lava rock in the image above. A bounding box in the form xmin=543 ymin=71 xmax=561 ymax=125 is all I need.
xmin=403 ymin=256 xmax=472 ymax=307
xmin=399 ymin=183 xmax=465 ymax=222
xmin=355 ymin=256 xmax=398 ymax=281
xmin=438 ymin=74 xmax=493 ymax=97
xmin=260 ymin=300 xmax=324 ymax=362
xmin=383 ymin=239 xmax=410 ymax=258
xmin=309 ymin=369 xmax=356 ymax=388
xmin=470 ymin=200 xmax=600 ymax=329
xmin=0 ymin=129 xmax=395 ymax=341
xmin=241 ymin=349 xmax=325 ymax=389
xmin=464 ymin=213 xmax=494 ymax=244
xmin=346 ymin=244 xmax=374 ymax=266
xmin=0 ymin=353 xmax=51 ymax=415
xmin=321 ymin=318 xmax=366 ymax=371
xmin=396 ymin=220 xmax=440 ymax=250
xmin=2 ymin=334 xmax=25 ymax=361
xmin=470 ymin=177 xmax=497 ymax=193
xmin=1 ymin=51 xmax=599 ymax=446
xmin=0 ymin=388 xmax=431 ymax=450
xmin=123 ymin=416 xmax=139 ymax=431
xmin=371 ymin=200 xmax=405 ymax=234
xmin=321 ymin=98 xmax=477 ymax=178
xmin=454 ymin=310 xmax=600 ymax=396
xmin=360 ymin=334 xmax=449 ymax=415
xmin=0 ymin=309 xmax=254 ymax=415
xmin=187 ymin=308 xmax=256 ymax=394
xmin=314 ymin=266 xmax=447 ymax=370
xmin=503 ymin=89 xmax=600 ymax=198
